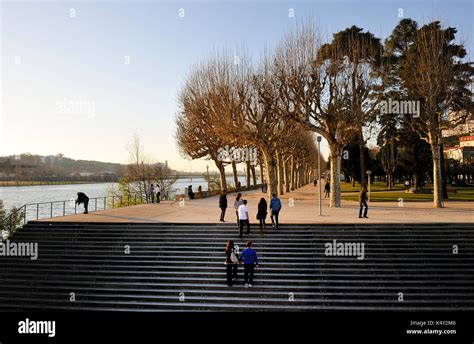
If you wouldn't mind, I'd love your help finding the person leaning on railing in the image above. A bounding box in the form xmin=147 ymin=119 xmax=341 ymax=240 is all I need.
xmin=76 ymin=192 xmax=89 ymax=214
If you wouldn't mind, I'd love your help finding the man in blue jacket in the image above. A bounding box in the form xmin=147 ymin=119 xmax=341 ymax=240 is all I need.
xmin=240 ymin=241 xmax=259 ymax=288
xmin=269 ymin=193 xmax=282 ymax=229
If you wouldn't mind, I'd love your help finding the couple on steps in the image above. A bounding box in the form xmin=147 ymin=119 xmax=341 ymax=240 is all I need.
xmin=224 ymin=240 xmax=259 ymax=288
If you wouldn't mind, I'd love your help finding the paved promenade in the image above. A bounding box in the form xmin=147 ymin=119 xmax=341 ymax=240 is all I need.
xmin=43 ymin=184 xmax=474 ymax=224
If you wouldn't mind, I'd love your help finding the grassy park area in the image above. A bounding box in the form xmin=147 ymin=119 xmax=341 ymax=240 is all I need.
xmin=340 ymin=182 xmax=474 ymax=202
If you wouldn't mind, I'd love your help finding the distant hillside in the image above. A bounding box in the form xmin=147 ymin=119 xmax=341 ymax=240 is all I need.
xmin=0 ymin=154 xmax=124 ymax=181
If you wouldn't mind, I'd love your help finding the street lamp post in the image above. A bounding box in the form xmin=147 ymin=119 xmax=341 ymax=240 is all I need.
xmin=317 ymin=136 xmax=322 ymax=216
xmin=366 ymin=170 xmax=372 ymax=202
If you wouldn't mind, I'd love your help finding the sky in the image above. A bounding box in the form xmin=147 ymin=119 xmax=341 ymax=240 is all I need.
xmin=0 ymin=0 xmax=472 ymax=173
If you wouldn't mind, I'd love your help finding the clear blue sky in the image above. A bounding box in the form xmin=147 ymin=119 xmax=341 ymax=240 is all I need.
xmin=1 ymin=0 xmax=472 ymax=172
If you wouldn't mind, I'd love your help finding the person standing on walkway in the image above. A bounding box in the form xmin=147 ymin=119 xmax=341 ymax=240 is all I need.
xmin=256 ymin=197 xmax=267 ymax=235
xmin=404 ymin=180 xmax=410 ymax=190
xmin=156 ymin=184 xmax=161 ymax=203
xmin=188 ymin=185 xmax=195 ymax=199
xmin=240 ymin=241 xmax=259 ymax=288
xmin=224 ymin=240 xmax=239 ymax=287
xmin=358 ymin=186 xmax=369 ymax=219
xmin=314 ymin=179 xmax=317 ymax=187
xmin=149 ymin=184 xmax=155 ymax=204
xmin=219 ymin=190 xmax=228 ymax=222
xmin=324 ymin=181 xmax=330 ymax=198
xmin=238 ymin=199 xmax=250 ymax=238
xmin=269 ymin=193 xmax=282 ymax=230
xmin=233 ymin=193 xmax=243 ymax=228
xmin=75 ymin=192 xmax=89 ymax=214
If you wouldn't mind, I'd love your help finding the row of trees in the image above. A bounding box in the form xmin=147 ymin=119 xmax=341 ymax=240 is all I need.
xmin=176 ymin=53 xmax=324 ymax=198
xmin=176 ymin=18 xmax=473 ymax=208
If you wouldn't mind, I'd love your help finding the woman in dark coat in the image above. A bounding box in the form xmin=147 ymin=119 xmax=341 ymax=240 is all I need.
xmin=224 ymin=240 xmax=239 ymax=286
xmin=256 ymin=197 xmax=268 ymax=234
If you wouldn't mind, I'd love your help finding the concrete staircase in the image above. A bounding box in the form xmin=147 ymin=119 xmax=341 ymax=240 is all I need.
xmin=0 ymin=222 xmax=473 ymax=311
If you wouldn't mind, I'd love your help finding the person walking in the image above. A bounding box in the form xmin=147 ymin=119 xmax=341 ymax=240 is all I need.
xmin=75 ymin=192 xmax=89 ymax=214
xmin=314 ymin=179 xmax=317 ymax=187
xmin=156 ymin=184 xmax=161 ymax=203
xmin=256 ymin=197 xmax=267 ymax=235
xmin=324 ymin=181 xmax=330 ymax=198
xmin=219 ymin=190 xmax=228 ymax=222
xmin=238 ymin=200 xmax=250 ymax=238
xmin=358 ymin=186 xmax=369 ymax=219
xmin=269 ymin=193 xmax=282 ymax=230
xmin=233 ymin=193 xmax=243 ymax=228
xmin=240 ymin=241 xmax=259 ymax=288
xmin=224 ymin=240 xmax=239 ymax=287
xmin=404 ymin=180 xmax=410 ymax=190
xmin=149 ymin=184 xmax=155 ymax=204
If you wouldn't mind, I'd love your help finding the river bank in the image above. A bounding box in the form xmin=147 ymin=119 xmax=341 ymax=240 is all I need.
xmin=0 ymin=180 xmax=114 ymax=187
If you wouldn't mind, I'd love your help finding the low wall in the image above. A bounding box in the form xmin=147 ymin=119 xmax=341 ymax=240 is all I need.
xmin=175 ymin=184 xmax=263 ymax=201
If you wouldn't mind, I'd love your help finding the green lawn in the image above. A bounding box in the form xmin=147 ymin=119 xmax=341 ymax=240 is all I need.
xmin=340 ymin=182 xmax=474 ymax=202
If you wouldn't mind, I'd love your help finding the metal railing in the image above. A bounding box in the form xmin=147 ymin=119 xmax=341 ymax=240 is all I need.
xmin=11 ymin=193 xmax=147 ymax=225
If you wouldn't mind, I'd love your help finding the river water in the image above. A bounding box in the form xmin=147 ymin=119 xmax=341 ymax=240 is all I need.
xmin=0 ymin=176 xmax=249 ymax=211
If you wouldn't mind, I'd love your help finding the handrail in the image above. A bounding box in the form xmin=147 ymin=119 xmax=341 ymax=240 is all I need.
xmin=8 ymin=192 xmax=149 ymax=225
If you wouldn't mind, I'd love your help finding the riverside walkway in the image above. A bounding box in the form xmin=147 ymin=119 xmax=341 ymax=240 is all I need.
xmin=40 ymin=184 xmax=474 ymax=224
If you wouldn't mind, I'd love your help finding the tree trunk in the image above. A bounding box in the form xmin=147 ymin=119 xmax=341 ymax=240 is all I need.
xmin=440 ymin=144 xmax=448 ymax=199
xmin=231 ymin=161 xmax=239 ymax=190
xmin=299 ymin=166 xmax=304 ymax=188
xmin=262 ymin=149 xmax=278 ymax=197
xmin=290 ymin=157 xmax=296 ymax=190
xmin=246 ymin=161 xmax=251 ymax=190
xmin=215 ymin=161 xmax=227 ymax=192
xmin=285 ymin=160 xmax=291 ymax=193
xmin=329 ymin=142 xmax=343 ymax=207
xmin=259 ymin=158 xmax=265 ymax=186
xmin=251 ymin=164 xmax=257 ymax=187
xmin=358 ymin=130 xmax=367 ymax=187
xmin=276 ymin=151 xmax=284 ymax=195
xmin=295 ymin=166 xmax=300 ymax=189
xmin=431 ymin=143 xmax=444 ymax=208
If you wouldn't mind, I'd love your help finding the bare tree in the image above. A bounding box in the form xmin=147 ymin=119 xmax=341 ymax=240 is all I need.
xmin=275 ymin=22 xmax=359 ymax=206
xmin=399 ymin=21 xmax=474 ymax=207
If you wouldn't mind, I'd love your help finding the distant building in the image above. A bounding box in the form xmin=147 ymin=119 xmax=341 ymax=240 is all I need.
xmin=442 ymin=111 xmax=474 ymax=138
xmin=444 ymin=135 xmax=474 ymax=164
